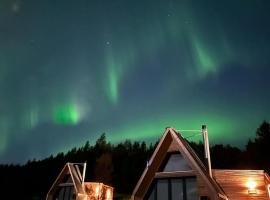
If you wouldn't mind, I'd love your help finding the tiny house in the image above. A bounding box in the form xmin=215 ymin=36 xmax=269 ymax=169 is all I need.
xmin=46 ymin=163 xmax=113 ymax=200
xmin=131 ymin=127 xmax=270 ymax=200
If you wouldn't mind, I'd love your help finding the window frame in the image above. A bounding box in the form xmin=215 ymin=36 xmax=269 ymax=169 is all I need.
xmin=144 ymin=176 xmax=198 ymax=200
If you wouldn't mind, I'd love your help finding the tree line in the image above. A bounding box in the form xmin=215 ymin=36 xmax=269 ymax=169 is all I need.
xmin=0 ymin=121 xmax=269 ymax=199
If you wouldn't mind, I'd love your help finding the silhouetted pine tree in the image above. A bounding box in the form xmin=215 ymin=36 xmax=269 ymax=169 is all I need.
xmin=0 ymin=121 xmax=269 ymax=199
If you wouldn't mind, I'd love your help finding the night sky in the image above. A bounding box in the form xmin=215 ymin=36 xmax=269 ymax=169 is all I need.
xmin=1 ymin=0 xmax=270 ymax=163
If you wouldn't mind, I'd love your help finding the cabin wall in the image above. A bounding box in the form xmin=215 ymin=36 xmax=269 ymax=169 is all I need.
xmin=213 ymin=170 xmax=269 ymax=200
xmin=196 ymin=171 xmax=218 ymax=200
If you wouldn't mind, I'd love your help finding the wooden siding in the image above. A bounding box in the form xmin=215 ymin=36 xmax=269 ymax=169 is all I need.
xmin=213 ymin=169 xmax=269 ymax=200
xmin=168 ymin=140 xmax=179 ymax=152
xmin=196 ymin=171 xmax=212 ymax=197
xmin=155 ymin=170 xmax=196 ymax=178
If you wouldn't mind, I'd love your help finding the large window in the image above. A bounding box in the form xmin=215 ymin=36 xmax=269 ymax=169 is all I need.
xmin=161 ymin=153 xmax=192 ymax=172
xmin=53 ymin=174 xmax=76 ymax=200
xmin=145 ymin=177 xmax=198 ymax=200
xmin=53 ymin=186 xmax=76 ymax=200
xmin=53 ymin=186 xmax=75 ymax=200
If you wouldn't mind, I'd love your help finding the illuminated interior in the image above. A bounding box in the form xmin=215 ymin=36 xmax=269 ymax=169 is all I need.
xmin=84 ymin=182 xmax=113 ymax=200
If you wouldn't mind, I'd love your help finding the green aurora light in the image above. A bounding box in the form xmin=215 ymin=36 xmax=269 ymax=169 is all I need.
xmin=0 ymin=0 xmax=269 ymax=163
xmin=53 ymin=104 xmax=80 ymax=125
xmin=107 ymin=112 xmax=239 ymax=145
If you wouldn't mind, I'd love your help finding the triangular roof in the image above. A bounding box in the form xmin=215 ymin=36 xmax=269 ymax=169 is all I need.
xmin=131 ymin=127 xmax=228 ymax=200
xmin=46 ymin=163 xmax=86 ymax=199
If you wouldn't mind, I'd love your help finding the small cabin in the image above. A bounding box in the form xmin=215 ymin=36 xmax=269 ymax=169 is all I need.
xmin=46 ymin=163 xmax=113 ymax=200
xmin=131 ymin=127 xmax=270 ymax=200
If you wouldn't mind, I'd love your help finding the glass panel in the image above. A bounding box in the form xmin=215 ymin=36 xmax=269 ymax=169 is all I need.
xmin=171 ymin=179 xmax=183 ymax=200
xmin=163 ymin=154 xmax=192 ymax=172
xmin=66 ymin=177 xmax=73 ymax=183
xmin=157 ymin=179 xmax=168 ymax=200
xmin=62 ymin=175 xmax=73 ymax=183
xmin=147 ymin=185 xmax=155 ymax=200
xmin=58 ymin=187 xmax=65 ymax=200
xmin=144 ymin=177 xmax=198 ymax=200
xmin=70 ymin=187 xmax=75 ymax=200
xmin=186 ymin=178 xmax=199 ymax=200
xmin=64 ymin=187 xmax=70 ymax=200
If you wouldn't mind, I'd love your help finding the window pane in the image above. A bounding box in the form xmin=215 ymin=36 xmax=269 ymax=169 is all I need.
xmin=171 ymin=179 xmax=183 ymax=200
xmin=163 ymin=154 xmax=192 ymax=172
xmin=64 ymin=187 xmax=70 ymax=200
xmin=157 ymin=179 xmax=168 ymax=200
xmin=147 ymin=185 xmax=155 ymax=200
xmin=69 ymin=187 xmax=75 ymax=200
xmin=186 ymin=178 xmax=199 ymax=200
xmin=58 ymin=187 xmax=65 ymax=200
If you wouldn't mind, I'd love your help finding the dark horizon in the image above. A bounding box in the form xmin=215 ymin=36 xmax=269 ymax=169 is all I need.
xmin=0 ymin=121 xmax=265 ymax=165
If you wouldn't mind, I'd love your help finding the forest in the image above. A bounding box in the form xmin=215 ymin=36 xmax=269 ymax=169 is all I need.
xmin=0 ymin=121 xmax=269 ymax=199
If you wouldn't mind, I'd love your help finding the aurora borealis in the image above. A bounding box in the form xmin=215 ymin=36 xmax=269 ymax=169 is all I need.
xmin=0 ymin=0 xmax=270 ymax=163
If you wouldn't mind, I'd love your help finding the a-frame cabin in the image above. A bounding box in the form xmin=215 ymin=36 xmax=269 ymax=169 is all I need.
xmin=46 ymin=163 xmax=87 ymax=200
xmin=131 ymin=128 xmax=270 ymax=200
xmin=46 ymin=163 xmax=113 ymax=200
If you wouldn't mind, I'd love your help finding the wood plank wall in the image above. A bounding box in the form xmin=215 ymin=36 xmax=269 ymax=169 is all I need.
xmin=213 ymin=170 xmax=269 ymax=200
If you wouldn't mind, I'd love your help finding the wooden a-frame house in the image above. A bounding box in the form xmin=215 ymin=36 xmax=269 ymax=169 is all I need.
xmin=131 ymin=127 xmax=270 ymax=200
xmin=46 ymin=163 xmax=113 ymax=200
xmin=46 ymin=163 xmax=87 ymax=200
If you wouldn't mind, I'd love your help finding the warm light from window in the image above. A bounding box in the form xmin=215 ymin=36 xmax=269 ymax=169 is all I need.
xmin=247 ymin=180 xmax=257 ymax=194
xmin=106 ymin=189 xmax=111 ymax=200
xmin=268 ymin=184 xmax=270 ymax=197
xmin=95 ymin=185 xmax=100 ymax=198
